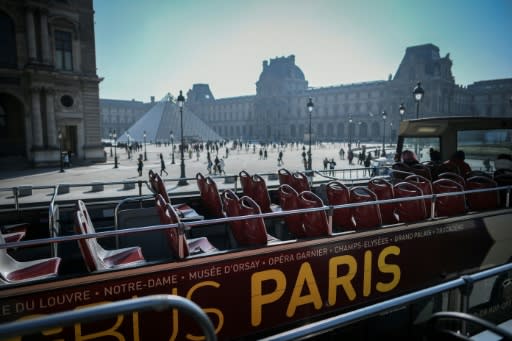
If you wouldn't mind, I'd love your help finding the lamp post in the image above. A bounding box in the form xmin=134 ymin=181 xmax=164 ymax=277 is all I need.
xmin=113 ymin=129 xmax=118 ymax=168
xmin=306 ymin=97 xmax=314 ymax=171
xmin=399 ymin=103 xmax=405 ymax=121
xmin=170 ymin=131 xmax=175 ymax=164
xmin=177 ymin=90 xmax=188 ymax=186
xmin=143 ymin=131 xmax=147 ymax=161
xmin=413 ymin=82 xmax=424 ymax=119
xmin=348 ymin=114 xmax=353 ymax=150
xmin=381 ymin=111 xmax=387 ymax=157
xmin=58 ymin=130 xmax=64 ymax=173
xmin=109 ymin=130 xmax=113 ymax=157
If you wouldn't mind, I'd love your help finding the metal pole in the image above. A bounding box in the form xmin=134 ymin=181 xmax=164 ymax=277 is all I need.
xmin=416 ymin=101 xmax=420 ymax=119
xmin=171 ymin=137 xmax=175 ymax=164
xmin=308 ymin=111 xmax=312 ymax=170
xmin=143 ymin=134 xmax=147 ymax=161
xmin=178 ymin=106 xmax=188 ymax=186
xmin=59 ymin=136 xmax=64 ymax=173
xmin=382 ymin=119 xmax=386 ymax=155
xmin=114 ymin=135 xmax=118 ymax=168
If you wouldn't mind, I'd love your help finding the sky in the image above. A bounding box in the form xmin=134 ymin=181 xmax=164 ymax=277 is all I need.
xmin=93 ymin=0 xmax=512 ymax=102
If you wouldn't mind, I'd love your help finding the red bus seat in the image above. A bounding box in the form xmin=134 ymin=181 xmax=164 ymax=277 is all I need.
xmin=223 ymin=190 xmax=278 ymax=246
xmin=278 ymin=184 xmax=306 ymax=237
xmin=151 ymin=172 xmax=170 ymax=203
xmin=0 ymin=233 xmax=60 ymax=284
xmin=76 ymin=200 xmax=145 ymax=272
xmin=156 ymin=194 xmax=217 ymax=259
xmin=411 ymin=164 xmax=432 ymax=180
xmin=293 ymin=172 xmax=311 ymax=193
xmin=405 ymin=174 xmax=433 ymax=216
xmin=240 ymin=196 xmax=280 ymax=244
xmin=438 ymin=172 xmax=466 ymax=187
xmin=278 ymin=168 xmax=294 ymax=187
xmin=391 ymin=162 xmax=414 ymax=181
xmin=393 ymin=182 xmax=428 ymax=223
xmin=251 ymin=174 xmax=275 ymax=213
xmin=196 ymin=173 xmax=224 ymax=218
xmin=432 ymin=178 xmax=466 ymax=217
xmin=465 ymin=176 xmax=499 ymax=211
xmin=239 ymin=170 xmax=253 ymax=197
xmin=368 ymin=178 xmax=398 ymax=225
xmin=298 ymin=191 xmax=330 ymax=237
xmin=325 ymin=181 xmax=354 ymax=229
xmin=349 ymin=186 xmax=382 ymax=229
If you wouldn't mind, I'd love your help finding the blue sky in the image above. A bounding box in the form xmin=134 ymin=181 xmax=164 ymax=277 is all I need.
xmin=93 ymin=0 xmax=512 ymax=101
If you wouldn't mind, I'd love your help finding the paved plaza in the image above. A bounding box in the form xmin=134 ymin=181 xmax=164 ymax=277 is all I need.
xmin=0 ymin=142 xmax=389 ymax=206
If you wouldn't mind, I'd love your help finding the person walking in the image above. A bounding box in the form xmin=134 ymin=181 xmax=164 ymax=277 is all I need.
xmin=159 ymin=153 xmax=168 ymax=176
xmin=137 ymin=154 xmax=144 ymax=176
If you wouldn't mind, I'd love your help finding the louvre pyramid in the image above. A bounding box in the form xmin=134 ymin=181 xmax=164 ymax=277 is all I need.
xmin=117 ymin=96 xmax=221 ymax=143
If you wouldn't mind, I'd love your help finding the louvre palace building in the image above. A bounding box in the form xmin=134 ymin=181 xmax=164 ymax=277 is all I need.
xmin=185 ymin=43 xmax=512 ymax=144
xmin=0 ymin=0 xmax=103 ymax=167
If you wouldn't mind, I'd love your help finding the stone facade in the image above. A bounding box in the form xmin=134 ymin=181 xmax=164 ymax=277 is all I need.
xmin=187 ymin=44 xmax=512 ymax=144
xmin=100 ymin=97 xmax=156 ymax=139
xmin=0 ymin=0 xmax=103 ymax=166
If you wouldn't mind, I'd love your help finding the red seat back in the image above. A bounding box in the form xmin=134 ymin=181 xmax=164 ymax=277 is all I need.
xmin=251 ymin=174 xmax=272 ymax=213
xmin=411 ymin=164 xmax=432 ymax=180
xmin=393 ymin=182 xmax=428 ymax=223
xmin=438 ymin=172 xmax=466 ymax=187
xmin=466 ymin=176 xmax=499 ymax=211
xmin=239 ymin=196 xmax=269 ymax=245
xmin=293 ymin=172 xmax=311 ymax=193
xmin=153 ymin=173 xmax=170 ymax=203
xmin=148 ymin=169 xmax=158 ymax=193
xmin=196 ymin=172 xmax=207 ymax=195
xmin=278 ymin=184 xmax=306 ymax=237
xmin=325 ymin=181 xmax=354 ymax=229
xmin=432 ymin=178 xmax=466 ymax=217
xmin=155 ymin=194 xmax=189 ymax=258
xmin=278 ymin=168 xmax=294 ymax=187
xmin=368 ymin=178 xmax=398 ymax=224
xmin=74 ymin=211 xmax=97 ymax=272
xmin=391 ymin=162 xmax=414 ymax=181
xmin=349 ymin=186 xmax=382 ymax=229
xmin=405 ymin=174 xmax=433 ymax=216
xmin=222 ymin=190 xmax=244 ymax=242
xmin=239 ymin=170 xmax=253 ymax=197
xmin=298 ymin=191 xmax=330 ymax=237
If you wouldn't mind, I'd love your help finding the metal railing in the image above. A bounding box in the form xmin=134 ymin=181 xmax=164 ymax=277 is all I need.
xmin=261 ymin=262 xmax=512 ymax=341
xmin=0 ymin=294 xmax=217 ymax=341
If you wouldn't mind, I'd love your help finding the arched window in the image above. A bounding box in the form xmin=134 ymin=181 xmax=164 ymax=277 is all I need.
xmin=0 ymin=11 xmax=17 ymax=67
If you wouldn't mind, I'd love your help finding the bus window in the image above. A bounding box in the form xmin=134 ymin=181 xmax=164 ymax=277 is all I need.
xmin=458 ymin=130 xmax=512 ymax=172
xmin=402 ymin=137 xmax=440 ymax=163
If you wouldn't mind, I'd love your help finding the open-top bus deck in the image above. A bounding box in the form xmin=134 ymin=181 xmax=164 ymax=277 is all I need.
xmin=1 ymin=117 xmax=512 ymax=340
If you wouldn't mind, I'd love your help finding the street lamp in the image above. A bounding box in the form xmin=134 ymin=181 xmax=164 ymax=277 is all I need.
xmin=143 ymin=130 xmax=147 ymax=161
xmin=413 ymin=82 xmax=425 ymax=119
xmin=58 ymin=130 xmax=64 ymax=173
xmin=306 ymin=97 xmax=314 ymax=171
xmin=109 ymin=129 xmax=113 ymax=157
xmin=170 ymin=131 xmax=175 ymax=164
xmin=381 ymin=111 xmax=387 ymax=156
xmin=113 ymin=129 xmax=118 ymax=168
xmin=177 ymin=90 xmax=188 ymax=186
xmin=348 ymin=114 xmax=353 ymax=150
xmin=399 ymin=103 xmax=405 ymax=121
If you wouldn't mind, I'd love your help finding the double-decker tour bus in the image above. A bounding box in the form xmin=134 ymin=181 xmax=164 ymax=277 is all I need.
xmin=1 ymin=116 xmax=512 ymax=340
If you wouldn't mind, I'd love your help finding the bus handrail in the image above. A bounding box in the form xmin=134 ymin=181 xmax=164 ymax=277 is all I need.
xmin=0 ymin=294 xmax=217 ymax=341
xmin=261 ymin=262 xmax=512 ymax=341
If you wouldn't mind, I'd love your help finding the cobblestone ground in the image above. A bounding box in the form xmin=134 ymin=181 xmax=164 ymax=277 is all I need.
xmin=0 ymin=142 xmax=394 ymax=205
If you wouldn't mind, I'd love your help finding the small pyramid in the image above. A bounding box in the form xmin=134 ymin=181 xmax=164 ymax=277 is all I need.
xmin=118 ymin=95 xmax=222 ymax=143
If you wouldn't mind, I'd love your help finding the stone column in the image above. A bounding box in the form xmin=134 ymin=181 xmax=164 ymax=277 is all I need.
xmin=46 ymin=89 xmax=57 ymax=147
xmin=40 ymin=10 xmax=50 ymax=64
xmin=31 ymin=88 xmax=43 ymax=147
xmin=25 ymin=9 xmax=37 ymax=61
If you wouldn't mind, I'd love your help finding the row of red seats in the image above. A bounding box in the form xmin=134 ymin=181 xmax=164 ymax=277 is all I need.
xmin=326 ymin=173 xmax=500 ymax=230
